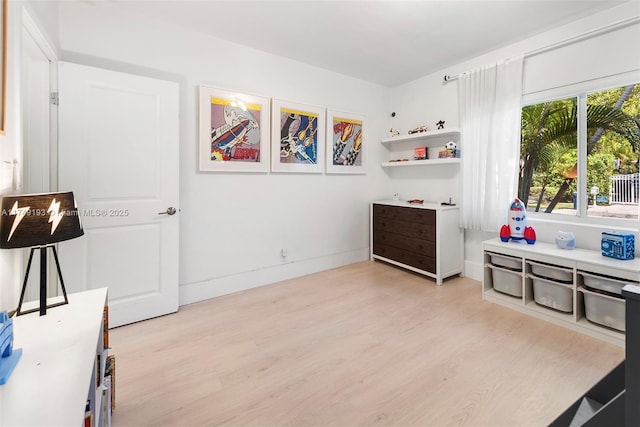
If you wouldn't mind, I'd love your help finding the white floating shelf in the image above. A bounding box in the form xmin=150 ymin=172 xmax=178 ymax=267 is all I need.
xmin=381 ymin=158 xmax=461 ymax=167
xmin=381 ymin=128 xmax=460 ymax=144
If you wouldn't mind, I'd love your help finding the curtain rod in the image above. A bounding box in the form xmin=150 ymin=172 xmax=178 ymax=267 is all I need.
xmin=443 ymin=15 xmax=640 ymax=83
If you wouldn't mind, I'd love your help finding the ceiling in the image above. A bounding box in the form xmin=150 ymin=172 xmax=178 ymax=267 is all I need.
xmin=108 ymin=0 xmax=631 ymax=87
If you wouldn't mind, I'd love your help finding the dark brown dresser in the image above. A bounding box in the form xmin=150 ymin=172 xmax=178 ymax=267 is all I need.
xmin=371 ymin=200 xmax=463 ymax=284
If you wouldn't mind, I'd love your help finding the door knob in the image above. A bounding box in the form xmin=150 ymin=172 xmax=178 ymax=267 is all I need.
xmin=158 ymin=207 xmax=177 ymax=215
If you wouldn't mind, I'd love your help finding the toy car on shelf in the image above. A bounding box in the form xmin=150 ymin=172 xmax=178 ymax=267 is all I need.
xmin=408 ymin=125 xmax=428 ymax=134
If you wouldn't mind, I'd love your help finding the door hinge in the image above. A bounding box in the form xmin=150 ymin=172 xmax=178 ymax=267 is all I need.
xmin=50 ymin=92 xmax=59 ymax=105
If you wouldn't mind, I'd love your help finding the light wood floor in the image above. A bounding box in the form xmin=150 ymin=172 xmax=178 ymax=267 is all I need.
xmin=110 ymin=261 xmax=623 ymax=426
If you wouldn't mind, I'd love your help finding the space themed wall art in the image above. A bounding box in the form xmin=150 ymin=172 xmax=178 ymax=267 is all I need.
xmin=271 ymin=99 xmax=325 ymax=173
xmin=198 ymin=85 xmax=270 ymax=172
xmin=325 ymin=110 xmax=366 ymax=174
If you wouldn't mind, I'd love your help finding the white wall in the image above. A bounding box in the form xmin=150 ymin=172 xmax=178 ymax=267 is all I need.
xmin=390 ymin=2 xmax=640 ymax=281
xmin=21 ymin=0 xmax=59 ymax=51
xmin=54 ymin=2 xmax=391 ymax=305
xmin=0 ymin=1 xmax=33 ymax=312
xmin=6 ymin=1 xmax=639 ymax=312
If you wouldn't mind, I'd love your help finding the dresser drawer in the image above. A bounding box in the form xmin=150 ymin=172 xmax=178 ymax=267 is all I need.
xmin=371 ymin=201 xmax=462 ymax=284
xmin=373 ymin=204 xmax=435 ymax=224
xmin=373 ymin=243 xmax=436 ymax=273
xmin=374 ymin=230 xmax=435 ymax=257
xmin=373 ymin=217 xmax=435 ymax=241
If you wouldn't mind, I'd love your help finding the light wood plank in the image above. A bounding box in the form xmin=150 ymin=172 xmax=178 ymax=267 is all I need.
xmin=110 ymin=261 xmax=623 ymax=426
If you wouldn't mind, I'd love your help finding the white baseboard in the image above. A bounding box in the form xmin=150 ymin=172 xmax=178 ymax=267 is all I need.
xmin=464 ymin=259 xmax=484 ymax=282
xmin=179 ymin=248 xmax=369 ymax=306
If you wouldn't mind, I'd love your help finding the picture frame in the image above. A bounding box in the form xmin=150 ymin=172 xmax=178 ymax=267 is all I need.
xmin=0 ymin=0 xmax=7 ymax=135
xmin=325 ymin=110 xmax=366 ymax=174
xmin=198 ymin=84 xmax=270 ymax=172
xmin=271 ymin=99 xmax=325 ymax=173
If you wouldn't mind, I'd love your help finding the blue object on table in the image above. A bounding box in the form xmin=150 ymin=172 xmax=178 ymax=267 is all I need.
xmin=0 ymin=310 xmax=22 ymax=385
xmin=602 ymin=231 xmax=635 ymax=260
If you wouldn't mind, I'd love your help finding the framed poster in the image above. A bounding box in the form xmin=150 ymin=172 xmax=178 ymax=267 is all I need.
xmin=271 ymin=99 xmax=325 ymax=173
xmin=198 ymin=85 xmax=270 ymax=172
xmin=325 ymin=110 xmax=366 ymax=174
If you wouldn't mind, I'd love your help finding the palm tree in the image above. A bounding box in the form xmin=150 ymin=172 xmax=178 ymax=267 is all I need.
xmin=545 ymin=85 xmax=639 ymax=212
xmin=532 ymin=141 xmax=574 ymax=212
xmin=518 ymin=85 xmax=640 ymax=212
xmin=518 ymin=100 xmax=577 ymax=207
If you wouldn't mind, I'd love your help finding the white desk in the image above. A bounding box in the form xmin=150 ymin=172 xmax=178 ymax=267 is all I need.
xmin=0 ymin=288 xmax=108 ymax=426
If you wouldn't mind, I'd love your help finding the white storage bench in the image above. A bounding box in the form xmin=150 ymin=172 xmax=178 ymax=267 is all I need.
xmin=483 ymin=238 xmax=640 ymax=346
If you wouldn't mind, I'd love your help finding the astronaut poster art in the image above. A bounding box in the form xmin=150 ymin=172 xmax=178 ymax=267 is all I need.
xmin=271 ymin=100 xmax=325 ymax=173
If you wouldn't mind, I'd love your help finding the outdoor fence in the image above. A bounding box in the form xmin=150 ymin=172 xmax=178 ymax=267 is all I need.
xmin=610 ymin=173 xmax=639 ymax=204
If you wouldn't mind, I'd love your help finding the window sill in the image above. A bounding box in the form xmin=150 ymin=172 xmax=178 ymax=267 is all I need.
xmin=527 ymin=212 xmax=640 ymax=233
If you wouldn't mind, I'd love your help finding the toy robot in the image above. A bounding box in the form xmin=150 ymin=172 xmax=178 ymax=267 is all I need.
xmin=500 ymin=198 xmax=536 ymax=244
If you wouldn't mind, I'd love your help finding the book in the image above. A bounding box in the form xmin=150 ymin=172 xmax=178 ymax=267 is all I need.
xmin=103 ymin=306 xmax=109 ymax=349
xmin=84 ymin=410 xmax=93 ymax=427
xmin=413 ymin=146 xmax=428 ymax=160
xmin=102 ymin=376 xmax=112 ymax=423
xmin=105 ymin=355 xmax=116 ymax=411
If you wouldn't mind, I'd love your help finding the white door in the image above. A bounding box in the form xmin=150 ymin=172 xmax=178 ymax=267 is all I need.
xmin=57 ymin=62 xmax=179 ymax=327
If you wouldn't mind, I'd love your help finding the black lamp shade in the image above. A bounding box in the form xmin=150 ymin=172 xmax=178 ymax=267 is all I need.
xmin=0 ymin=192 xmax=84 ymax=249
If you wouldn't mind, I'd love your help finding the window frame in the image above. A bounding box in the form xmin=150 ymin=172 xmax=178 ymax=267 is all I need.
xmin=520 ymin=70 xmax=640 ymax=231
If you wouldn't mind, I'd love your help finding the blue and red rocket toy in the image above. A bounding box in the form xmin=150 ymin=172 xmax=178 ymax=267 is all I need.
xmin=500 ymin=198 xmax=536 ymax=244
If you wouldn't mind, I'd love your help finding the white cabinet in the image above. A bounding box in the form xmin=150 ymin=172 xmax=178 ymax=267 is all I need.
xmin=483 ymin=238 xmax=640 ymax=346
xmin=380 ymin=128 xmax=460 ymax=168
xmin=371 ymin=200 xmax=464 ymax=284
xmin=0 ymin=288 xmax=112 ymax=426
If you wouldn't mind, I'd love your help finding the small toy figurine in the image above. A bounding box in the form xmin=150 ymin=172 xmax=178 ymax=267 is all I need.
xmin=500 ymin=198 xmax=536 ymax=244
xmin=389 ymin=128 xmax=400 ymax=137
xmin=555 ymin=231 xmax=576 ymax=250
xmin=436 ymin=120 xmax=445 ymax=129
xmin=444 ymin=141 xmax=457 ymax=151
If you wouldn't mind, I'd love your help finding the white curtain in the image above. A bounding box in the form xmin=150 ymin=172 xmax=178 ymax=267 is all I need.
xmin=459 ymin=57 xmax=524 ymax=232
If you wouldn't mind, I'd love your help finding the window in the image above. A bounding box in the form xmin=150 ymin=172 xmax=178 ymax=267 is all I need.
xmin=518 ymin=83 xmax=640 ymax=221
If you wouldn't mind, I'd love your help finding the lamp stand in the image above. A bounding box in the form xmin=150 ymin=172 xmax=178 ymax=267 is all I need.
xmin=16 ymin=245 xmax=69 ymax=316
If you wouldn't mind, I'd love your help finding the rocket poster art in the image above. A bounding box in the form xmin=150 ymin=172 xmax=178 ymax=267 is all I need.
xmin=330 ymin=116 xmax=363 ymax=167
xmin=209 ymin=97 xmax=262 ymax=163
xmin=198 ymin=85 xmax=270 ymax=173
xmin=325 ymin=110 xmax=366 ymax=174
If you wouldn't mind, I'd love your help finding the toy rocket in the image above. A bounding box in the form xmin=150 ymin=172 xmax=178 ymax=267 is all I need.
xmin=500 ymin=198 xmax=536 ymax=244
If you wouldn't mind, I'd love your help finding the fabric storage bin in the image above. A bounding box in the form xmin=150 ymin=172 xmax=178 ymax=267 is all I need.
xmin=527 ymin=260 xmax=573 ymax=283
xmin=489 ymin=264 xmax=523 ymax=297
xmin=528 ymin=273 xmax=573 ymax=313
xmin=488 ymin=253 xmax=522 ymax=271
xmin=580 ymin=271 xmax=636 ymax=296
xmin=581 ymin=287 xmax=625 ymax=332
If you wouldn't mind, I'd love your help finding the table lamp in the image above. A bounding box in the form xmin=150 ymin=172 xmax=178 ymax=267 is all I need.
xmin=0 ymin=192 xmax=84 ymax=316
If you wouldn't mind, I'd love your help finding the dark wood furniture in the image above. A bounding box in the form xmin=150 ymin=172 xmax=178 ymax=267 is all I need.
xmin=370 ymin=200 xmax=463 ymax=284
